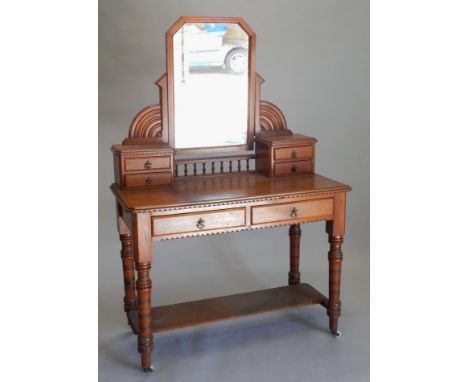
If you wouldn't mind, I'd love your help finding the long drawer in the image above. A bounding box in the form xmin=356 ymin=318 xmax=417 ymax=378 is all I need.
xmin=153 ymin=208 xmax=246 ymax=237
xmin=251 ymin=198 xmax=333 ymax=225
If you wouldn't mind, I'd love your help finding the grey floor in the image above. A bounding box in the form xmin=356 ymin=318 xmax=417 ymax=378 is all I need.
xmin=99 ymin=223 xmax=369 ymax=382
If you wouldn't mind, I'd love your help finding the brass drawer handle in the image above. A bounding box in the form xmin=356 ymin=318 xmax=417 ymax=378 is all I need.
xmin=290 ymin=207 xmax=298 ymax=218
xmin=291 ymin=165 xmax=297 ymax=173
xmin=145 ymin=177 xmax=153 ymax=186
xmin=196 ymin=218 xmax=206 ymax=230
xmin=144 ymin=160 xmax=152 ymax=169
xmin=291 ymin=150 xmax=297 ymax=159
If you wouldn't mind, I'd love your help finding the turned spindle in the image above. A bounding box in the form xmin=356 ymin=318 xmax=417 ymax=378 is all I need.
xmin=136 ymin=261 xmax=154 ymax=372
xmin=288 ymin=224 xmax=301 ymax=285
xmin=327 ymin=234 xmax=343 ymax=336
xmin=119 ymin=233 xmax=138 ymax=328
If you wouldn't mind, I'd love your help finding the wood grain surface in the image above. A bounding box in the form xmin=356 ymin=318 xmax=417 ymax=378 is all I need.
xmin=127 ymin=283 xmax=327 ymax=334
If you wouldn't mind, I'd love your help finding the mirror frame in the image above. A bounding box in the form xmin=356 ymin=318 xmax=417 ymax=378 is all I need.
xmin=166 ymin=16 xmax=256 ymax=154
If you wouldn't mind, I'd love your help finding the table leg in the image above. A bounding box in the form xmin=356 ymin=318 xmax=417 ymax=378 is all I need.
xmin=327 ymin=228 xmax=343 ymax=336
xmin=289 ymin=224 xmax=301 ymax=285
xmin=132 ymin=212 xmax=154 ymax=373
xmin=326 ymin=192 xmax=347 ymax=337
xmin=136 ymin=261 xmax=153 ymax=372
xmin=119 ymin=233 xmax=138 ymax=331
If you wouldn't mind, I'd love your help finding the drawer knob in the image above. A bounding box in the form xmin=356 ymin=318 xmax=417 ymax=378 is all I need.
xmin=196 ymin=218 xmax=206 ymax=230
xmin=144 ymin=160 xmax=152 ymax=169
xmin=290 ymin=207 xmax=298 ymax=218
xmin=145 ymin=177 xmax=153 ymax=186
xmin=291 ymin=150 xmax=297 ymax=159
xmin=291 ymin=165 xmax=297 ymax=173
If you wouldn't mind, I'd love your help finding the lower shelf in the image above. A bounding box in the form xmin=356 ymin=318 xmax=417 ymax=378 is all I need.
xmin=127 ymin=283 xmax=327 ymax=334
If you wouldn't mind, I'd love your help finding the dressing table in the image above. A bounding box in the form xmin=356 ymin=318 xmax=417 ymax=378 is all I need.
xmin=110 ymin=16 xmax=351 ymax=373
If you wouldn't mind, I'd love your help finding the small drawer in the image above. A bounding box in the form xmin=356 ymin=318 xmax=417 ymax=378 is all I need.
xmin=274 ymin=145 xmax=313 ymax=161
xmin=274 ymin=160 xmax=313 ymax=176
xmin=153 ymin=208 xmax=246 ymax=237
xmin=124 ymin=172 xmax=172 ymax=188
xmin=124 ymin=156 xmax=171 ymax=172
xmin=252 ymin=199 xmax=333 ymax=225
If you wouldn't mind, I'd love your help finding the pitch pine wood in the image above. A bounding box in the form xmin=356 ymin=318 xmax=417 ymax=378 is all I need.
xmin=112 ymin=144 xmax=174 ymax=190
xmin=251 ymin=198 xmax=333 ymax=226
xmin=124 ymin=172 xmax=172 ymax=189
xmin=325 ymin=192 xmax=347 ymax=335
xmin=113 ymin=178 xmax=350 ymax=371
xmin=112 ymin=173 xmax=349 ymax=212
xmin=119 ymin=234 xmax=138 ymax=312
xmin=275 ymin=145 xmax=313 ymax=161
xmin=255 ymin=134 xmax=317 ymax=177
xmin=131 ymin=212 xmax=153 ymax=370
xmin=110 ymin=16 xmax=351 ymax=372
xmin=166 ymin=16 xmax=257 ymax=154
xmin=152 ymin=207 xmax=246 ymax=237
xmin=274 ymin=160 xmax=314 ymax=176
xmin=112 ymin=176 xmax=349 ymax=371
xmin=127 ymin=283 xmax=327 ymax=333
xmin=289 ymin=224 xmax=302 ymax=285
xmin=117 ymin=209 xmax=139 ymax=334
xmin=124 ymin=156 xmax=171 ymax=172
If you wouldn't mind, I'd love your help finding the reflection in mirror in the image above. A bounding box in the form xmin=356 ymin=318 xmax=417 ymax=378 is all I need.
xmin=173 ymin=23 xmax=249 ymax=149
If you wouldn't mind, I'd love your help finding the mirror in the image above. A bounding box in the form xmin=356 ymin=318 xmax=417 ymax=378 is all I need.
xmin=172 ymin=22 xmax=250 ymax=149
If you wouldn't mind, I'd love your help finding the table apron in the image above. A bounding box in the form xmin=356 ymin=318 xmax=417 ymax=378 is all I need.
xmin=150 ymin=195 xmax=335 ymax=240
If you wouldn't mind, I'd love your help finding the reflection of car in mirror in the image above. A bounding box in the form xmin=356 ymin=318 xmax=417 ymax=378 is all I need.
xmin=184 ymin=23 xmax=248 ymax=74
xmin=174 ymin=22 xmax=250 ymax=148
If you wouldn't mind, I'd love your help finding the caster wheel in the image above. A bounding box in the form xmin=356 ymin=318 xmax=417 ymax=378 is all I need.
xmin=143 ymin=366 xmax=154 ymax=374
xmin=332 ymin=330 xmax=342 ymax=337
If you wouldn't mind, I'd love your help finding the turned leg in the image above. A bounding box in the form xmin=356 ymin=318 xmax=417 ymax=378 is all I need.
xmin=136 ymin=261 xmax=153 ymax=372
xmin=326 ymin=222 xmax=344 ymax=336
xmin=289 ymin=224 xmax=301 ymax=285
xmin=325 ymin=193 xmax=347 ymax=337
xmin=119 ymin=233 xmax=138 ymax=330
xmin=132 ymin=212 xmax=154 ymax=373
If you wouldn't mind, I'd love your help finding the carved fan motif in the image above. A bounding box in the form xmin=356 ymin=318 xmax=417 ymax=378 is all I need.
xmin=127 ymin=104 xmax=163 ymax=139
xmin=259 ymin=101 xmax=287 ymax=132
xmin=124 ymin=97 xmax=287 ymax=144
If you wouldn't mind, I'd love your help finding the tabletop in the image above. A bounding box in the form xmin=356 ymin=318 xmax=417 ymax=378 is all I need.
xmin=111 ymin=172 xmax=351 ymax=211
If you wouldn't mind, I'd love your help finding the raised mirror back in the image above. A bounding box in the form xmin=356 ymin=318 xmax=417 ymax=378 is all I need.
xmin=167 ymin=17 xmax=256 ymax=153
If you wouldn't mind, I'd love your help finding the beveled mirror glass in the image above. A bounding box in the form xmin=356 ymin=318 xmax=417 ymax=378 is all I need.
xmin=169 ymin=19 xmax=254 ymax=151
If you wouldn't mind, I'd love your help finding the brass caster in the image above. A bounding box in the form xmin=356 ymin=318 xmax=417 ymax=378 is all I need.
xmin=331 ymin=330 xmax=342 ymax=337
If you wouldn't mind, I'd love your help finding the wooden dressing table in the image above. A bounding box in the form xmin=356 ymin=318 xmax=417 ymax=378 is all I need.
xmin=110 ymin=16 xmax=350 ymax=373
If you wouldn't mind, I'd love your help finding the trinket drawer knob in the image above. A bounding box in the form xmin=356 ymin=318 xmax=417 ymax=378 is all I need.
xmin=196 ymin=218 xmax=206 ymax=230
